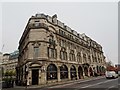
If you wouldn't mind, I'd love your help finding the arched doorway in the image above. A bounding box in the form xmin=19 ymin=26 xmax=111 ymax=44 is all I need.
xmin=89 ymin=67 xmax=93 ymax=76
xmin=78 ymin=66 xmax=83 ymax=79
xmin=47 ymin=64 xmax=57 ymax=80
xmin=70 ymin=65 xmax=76 ymax=80
xmin=60 ymin=65 xmax=68 ymax=79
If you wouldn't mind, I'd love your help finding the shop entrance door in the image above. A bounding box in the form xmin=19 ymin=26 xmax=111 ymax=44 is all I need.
xmin=32 ymin=69 xmax=39 ymax=85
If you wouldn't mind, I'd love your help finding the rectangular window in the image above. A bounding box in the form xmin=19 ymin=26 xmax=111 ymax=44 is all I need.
xmin=34 ymin=47 xmax=39 ymax=58
xmin=48 ymin=48 xmax=57 ymax=58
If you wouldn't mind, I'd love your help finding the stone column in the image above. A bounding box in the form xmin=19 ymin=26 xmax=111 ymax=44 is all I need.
xmin=66 ymin=47 xmax=69 ymax=61
xmin=86 ymin=53 xmax=89 ymax=63
xmin=68 ymin=66 xmax=71 ymax=80
xmin=82 ymin=68 xmax=85 ymax=78
xmin=76 ymin=66 xmax=79 ymax=80
xmin=57 ymin=46 xmax=60 ymax=60
xmin=38 ymin=69 xmax=41 ymax=85
xmin=88 ymin=67 xmax=90 ymax=77
xmin=57 ymin=66 xmax=61 ymax=82
xmin=28 ymin=43 xmax=34 ymax=59
xmin=81 ymin=51 xmax=84 ymax=63
xmin=74 ymin=49 xmax=77 ymax=62
xmin=28 ymin=69 xmax=32 ymax=85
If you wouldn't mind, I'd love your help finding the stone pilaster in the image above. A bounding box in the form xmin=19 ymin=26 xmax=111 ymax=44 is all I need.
xmin=57 ymin=67 xmax=61 ymax=82
xmin=81 ymin=51 xmax=84 ymax=63
xmin=76 ymin=66 xmax=79 ymax=80
xmin=28 ymin=69 xmax=32 ymax=85
xmin=57 ymin=46 xmax=60 ymax=60
xmin=38 ymin=69 xmax=41 ymax=85
xmin=28 ymin=43 xmax=34 ymax=59
xmin=66 ymin=47 xmax=69 ymax=61
xmin=68 ymin=66 xmax=71 ymax=80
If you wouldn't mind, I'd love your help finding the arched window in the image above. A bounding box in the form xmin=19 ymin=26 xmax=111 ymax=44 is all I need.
xmin=84 ymin=66 xmax=88 ymax=76
xmin=77 ymin=52 xmax=81 ymax=62
xmin=78 ymin=66 xmax=83 ymax=79
xmin=83 ymin=53 xmax=87 ymax=63
xmin=89 ymin=67 xmax=93 ymax=76
xmin=70 ymin=65 xmax=76 ymax=79
xmin=60 ymin=65 xmax=68 ymax=79
xmin=47 ymin=64 xmax=57 ymax=80
xmin=60 ymin=48 xmax=67 ymax=60
xmin=69 ymin=50 xmax=75 ymax=61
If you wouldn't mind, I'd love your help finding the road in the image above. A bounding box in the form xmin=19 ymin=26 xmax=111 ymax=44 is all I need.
xmin=42 ymin=77 xmax=119 ymax=90
xmin=3 ymin=77 xmax=120 ymax=90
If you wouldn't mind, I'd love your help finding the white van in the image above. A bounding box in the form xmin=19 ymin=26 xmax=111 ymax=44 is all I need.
xmin=105 ymin=71 xmax=118 ymax=79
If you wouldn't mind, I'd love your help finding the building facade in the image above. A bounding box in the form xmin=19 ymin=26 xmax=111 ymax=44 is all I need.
xmin=2 ymin=50 xmax=19 ymax=74
xmin=17 ymin=13 xmax=106 ymax=86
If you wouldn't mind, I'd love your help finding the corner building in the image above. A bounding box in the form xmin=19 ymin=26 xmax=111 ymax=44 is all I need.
xmin=17 ymin=13 xmax=106 ymax=86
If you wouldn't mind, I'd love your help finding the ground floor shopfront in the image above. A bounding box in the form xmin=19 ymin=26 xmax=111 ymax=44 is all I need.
xmin=16 ymin=61 xmax=106 ymax=86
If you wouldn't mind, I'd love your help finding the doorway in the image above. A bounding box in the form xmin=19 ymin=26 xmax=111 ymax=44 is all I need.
xmin=32 ymin=69 xmax=39 ymax=85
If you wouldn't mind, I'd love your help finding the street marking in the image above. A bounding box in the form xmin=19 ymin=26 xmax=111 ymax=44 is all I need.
xmin=49 ymin=76 xmax=104 ymax=88
xmin=81 ymin=78 xmax=118 ymax=88
xmin=105 ymin=83 xmax=120 ymax=90
xmin=105 ymin=85 xmax=116 ymax=90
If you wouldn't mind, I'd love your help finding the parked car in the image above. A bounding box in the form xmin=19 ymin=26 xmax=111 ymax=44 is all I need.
xmin=118 ymin=71 xmax=120 ymax=76
xmin=105 ymin=71 xmax=118 ymax=79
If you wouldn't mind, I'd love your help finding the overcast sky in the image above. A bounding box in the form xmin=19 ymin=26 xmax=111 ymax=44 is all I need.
xmin=1 ymin=2 xmax=118 ymax=65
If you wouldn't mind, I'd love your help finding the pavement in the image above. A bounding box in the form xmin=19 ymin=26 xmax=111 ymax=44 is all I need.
xmin=2 ymin=76 xmax=106 ymax=90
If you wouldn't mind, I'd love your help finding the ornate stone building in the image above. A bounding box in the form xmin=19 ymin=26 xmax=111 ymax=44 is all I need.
xmin=2 ymin=50 xmax=19 ymax=73
xmin=17 ymin=13 xmax=106 ymax=86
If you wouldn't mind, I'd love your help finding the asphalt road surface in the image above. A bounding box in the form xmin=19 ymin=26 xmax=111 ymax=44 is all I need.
xmin=3 ymin=77 xmax=120 ymax=90
xmin=42 ymin=77 xmax=120 ymax=90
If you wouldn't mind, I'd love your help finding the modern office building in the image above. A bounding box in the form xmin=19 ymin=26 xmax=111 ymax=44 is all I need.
xmin=17 ymin=13 xmax=106 ymax=86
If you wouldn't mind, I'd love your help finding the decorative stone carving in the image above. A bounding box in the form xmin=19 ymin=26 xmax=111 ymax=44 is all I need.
xmin=52 ymin=14 xmax=57 ymax=24
xmin=57 ymin=20 xmax=64 ymax=28
xmin=47 ymin=16 xmax=52 ymax=23
xmin=35 ymin=13 xmax=46 ymax=19
xmin=29 ymin=23 xmax=48 ymax=29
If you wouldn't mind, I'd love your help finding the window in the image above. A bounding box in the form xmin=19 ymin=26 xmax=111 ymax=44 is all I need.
xmin=59 ymin=29 xmax=65 ymax=36
xmin=70 ymin=65 xmax=76 ymax=79
xmin=34 ymin=47 xmax=39 ymax=58
xmin=60 ymin=39 xmax=66 ymax=47
xmin=60 ymin=51 xmax=67 ymax=60
xmin=48 ymin=48 xmax=57 ymax=58
xmin=47 ymin=64 xmax=57 ymax=80
xmin=77 ymin=52 xmax=81 ymax=62
xmin=88 ymin=55 xmax=91 ymax=63
xmin=49 ymin=36 xmax=55 ymax=45
xmin=69 ymin=50 xmax=75 ymax=61
xmin=60 ymin=48 xmax=67 ymax=60
xmin=60 ymin=65 xmax=68 ymax=79
xmin=83 ymin=53 xmax=87 ymax=63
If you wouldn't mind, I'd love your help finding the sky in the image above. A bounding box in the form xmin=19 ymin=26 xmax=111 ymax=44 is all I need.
xmin=0 ymin=1 xmax=118 ymax=65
